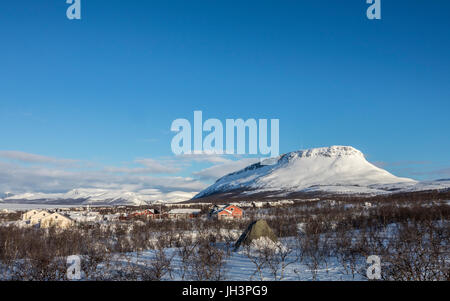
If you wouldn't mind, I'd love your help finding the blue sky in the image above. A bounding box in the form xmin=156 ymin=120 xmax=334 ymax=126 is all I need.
xmin=0 ymin=1 xmax=449 ymax=196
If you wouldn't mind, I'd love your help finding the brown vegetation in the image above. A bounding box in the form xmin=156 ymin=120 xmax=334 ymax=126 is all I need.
xmin=0 ymin=195 xmax=448 ymax=280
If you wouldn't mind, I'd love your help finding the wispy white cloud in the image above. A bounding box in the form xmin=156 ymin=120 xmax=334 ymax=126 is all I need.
xmin=372 ymin=160 xmax=432 ymax=168
xmin=0 ymin=151 xmax=79 ymax=167
xmin=103 ymin=158 xmax=182 ymax=175
xmin=370 ymin=160 xmax=443 ymax=180
xmin=0 ymin=150 xmax=260 ymax=198
xmin=0 ymin=161 xmax=207 ymax=194
xmin=134 ymin=158 xmax=182 ymax=174
xmin=411 ymin=167 xmax=450 ymax=178
xmin=175 ymin=153 xmax=232 ymax=164
xmin=0 ymin=151 xmax=207 ymax=196
xmin=192 ymin=158 xmax=259 ymax=181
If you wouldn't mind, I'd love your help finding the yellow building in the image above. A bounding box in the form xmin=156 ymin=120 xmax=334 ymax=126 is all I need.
xmin=22 ymin=209 xmax=43 ymax=221
xmin=28 ymin=211 xmax=51 ymax=226
xmin=40 ymin=213 xmax=74 ymax=229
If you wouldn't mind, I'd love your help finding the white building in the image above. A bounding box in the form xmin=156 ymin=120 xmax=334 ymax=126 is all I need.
xmin=167 ymin=208 xmax=201 ymax=219
xmin=28 ymin=211 xmax=51 ymax=226
xmin=22 ymin=209 xmax=42 ymax=221
xmin=40 ymin=213 xmax=74 ymax=229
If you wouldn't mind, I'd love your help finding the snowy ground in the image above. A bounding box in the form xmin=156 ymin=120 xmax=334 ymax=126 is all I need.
xmin=65 ymin=237 xmax=366 ymax=281
xmin=122 ymin=247 xmax=364 ymax=281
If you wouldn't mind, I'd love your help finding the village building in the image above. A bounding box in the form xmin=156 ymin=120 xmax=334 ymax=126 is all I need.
xmin=22 ymin=209 xmax=43 ymax=221
xmin=102 ymin=213 xmax=122 ymax=222
xmin=130 ymin=208 xmax=159 ymax=219
xmin=40 ymin=212 xmax=74 ymax=229
xmin=210 ymin=204 xmax=243 ymax=220
xmin=28 ymin=210 xmax=52 ymax=226
xmin=67 ymin=211 xmax=102 ymax=223
xmin=167 ymin=208 xmax=201 ymax=219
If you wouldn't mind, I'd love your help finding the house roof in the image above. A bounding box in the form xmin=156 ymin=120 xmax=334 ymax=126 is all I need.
xmin=168 ymin=208 xmax=201 ymax=214
xmin=42 ymin=212 xmax=73 ymax=222
xmin=29 ymin=210 xmax=51 ymax=219
xmin=212 ymin=204 xmax=242 ymax=215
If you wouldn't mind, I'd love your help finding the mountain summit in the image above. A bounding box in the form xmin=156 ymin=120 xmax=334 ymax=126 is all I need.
xmin=194 ymin=146 xmax=418 ymax=199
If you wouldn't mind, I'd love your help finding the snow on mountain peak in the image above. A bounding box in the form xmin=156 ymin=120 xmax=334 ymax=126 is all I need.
xmin=194 ymin=146 xmax=419 ymax=198
xmin=290 ymin=145 xmax=364 ymax=159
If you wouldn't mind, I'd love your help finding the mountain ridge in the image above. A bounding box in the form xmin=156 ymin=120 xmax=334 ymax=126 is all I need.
xmin=193 ymin=146 xmax=444 ymax=199
xmin=1 ymin=188 xmax=197 ymax=206
xmin=2 ymin=146 xmax=450 ymax=205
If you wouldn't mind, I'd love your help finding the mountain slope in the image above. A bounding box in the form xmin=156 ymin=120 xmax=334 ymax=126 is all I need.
xmin=1 ymin=188 xmax=198 ymax=205
xmin=194 ymin=146 xmax=418 ymax=198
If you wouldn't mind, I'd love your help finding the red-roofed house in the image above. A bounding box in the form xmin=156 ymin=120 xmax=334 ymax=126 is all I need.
xmin=210 ymin=204 xmax=243 ymax=220
xmin=130 ymin=209 xmax=159 ymax=219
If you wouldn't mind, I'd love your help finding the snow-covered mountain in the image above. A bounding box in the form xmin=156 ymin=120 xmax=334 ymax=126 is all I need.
xmin=1 ymin=188 xmax=197 ymax=206
xmin=194 ymin=146 xmax=449 ymax=199
xmin=2 ymin=146 xmax=449 ymax=205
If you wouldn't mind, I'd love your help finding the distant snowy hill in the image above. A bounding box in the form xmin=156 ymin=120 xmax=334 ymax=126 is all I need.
xmin=2 ymin=188 xmax=197 ymax=206
xmin=194 ymin=146 xmax=450 ymax=199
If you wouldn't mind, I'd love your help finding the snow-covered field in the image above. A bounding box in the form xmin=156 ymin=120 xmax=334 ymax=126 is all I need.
xmin=101 ymin=242 xmax=365 ymax=281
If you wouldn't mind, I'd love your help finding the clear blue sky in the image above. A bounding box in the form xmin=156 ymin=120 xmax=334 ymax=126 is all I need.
xmin=0 ymin=0 xmax=449 ymax=189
